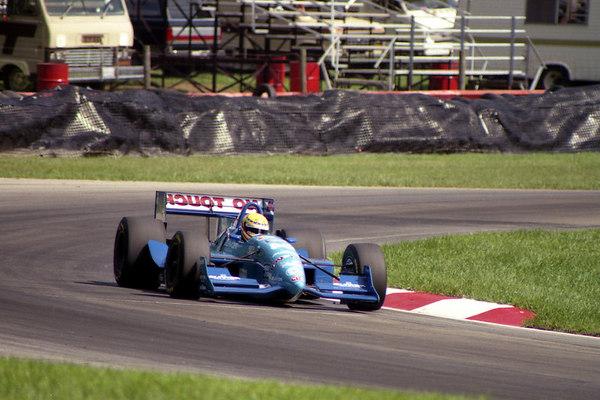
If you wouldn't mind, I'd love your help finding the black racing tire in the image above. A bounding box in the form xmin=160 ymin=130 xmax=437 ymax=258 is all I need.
xmin=165 ymin=229 xmax=210 ymax=299
xmin=341 ymin=243 xmax=387 ymax=311
xmin=252 ymin=83 xmax=276 ymax=98
xmin=276 ymin=228 xmax=326 ymax=259
xmin=113 ymin=217 xmax=165 ymax=290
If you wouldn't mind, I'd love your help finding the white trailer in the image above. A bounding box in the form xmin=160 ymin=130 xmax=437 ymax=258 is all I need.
xmin=458 ymin=0 xmax=598 ymax=88
xmin=0 ymin=0 xmax=143 ymax=90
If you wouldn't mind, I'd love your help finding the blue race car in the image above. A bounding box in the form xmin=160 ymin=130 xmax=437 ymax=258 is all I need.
xmin=113 ymin=191 xmax=387 ymax=311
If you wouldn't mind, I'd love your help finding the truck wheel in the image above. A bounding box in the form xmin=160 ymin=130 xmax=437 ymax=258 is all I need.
xmin=4 ymin=66 xmax=32 ymax=92
xmin=165 ymin=230 xmax=210 ymax=299
xmin=113 ymin=217 xmax=165 ymax=290
xmin=540 ymin=67 xmax=568 ymax=90
xmin=253 ymin=83 xmax=276 ymax=98
xmin=276 ymin=228 xmax=326 ymax=259
xmin=341 ymin=243 xmax=387 ymax=311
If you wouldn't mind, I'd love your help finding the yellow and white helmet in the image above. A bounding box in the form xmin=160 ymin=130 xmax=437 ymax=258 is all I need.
xmin=241 ymin=213 xmax=269 ymax=241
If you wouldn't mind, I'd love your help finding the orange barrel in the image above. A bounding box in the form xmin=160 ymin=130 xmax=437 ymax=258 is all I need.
xmin=290 ymin=61 xmax=321 ymax=93
xmin=429 ymin=62 xmax=458 ymax=90
xmin=256 ymin=56 xmax=286 ymax=93
xmin=37 ymin=63 xmax=69 ymax=91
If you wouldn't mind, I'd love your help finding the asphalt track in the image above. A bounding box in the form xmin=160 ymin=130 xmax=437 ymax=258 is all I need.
xmin=1 ymin=178 xmax=599 ymax=399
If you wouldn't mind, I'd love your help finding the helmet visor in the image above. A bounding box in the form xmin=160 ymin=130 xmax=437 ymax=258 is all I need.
xmin=247 ymin=226 xmax=268 ymax=235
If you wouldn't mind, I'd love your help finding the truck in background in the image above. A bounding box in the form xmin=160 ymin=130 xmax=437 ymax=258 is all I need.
xmin=126 ymin=0 xmax=221 ymax=61
xmin=459 ymin=0 xmax=598 ymax=88
xmin=0 ymin=0 xmax=143 ymax=91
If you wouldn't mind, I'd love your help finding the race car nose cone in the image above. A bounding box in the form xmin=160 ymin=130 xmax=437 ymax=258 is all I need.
xmin=286 ymin=275 xmax=305 ymax=301
xmin=291 ymin=274 xmax=305 ymax=290
xmin=282 ymin=261 xmax=305 ymax=300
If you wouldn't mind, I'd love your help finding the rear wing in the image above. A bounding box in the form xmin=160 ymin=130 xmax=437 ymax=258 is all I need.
xmin=154 ymin=191 xmax=275 ymax=223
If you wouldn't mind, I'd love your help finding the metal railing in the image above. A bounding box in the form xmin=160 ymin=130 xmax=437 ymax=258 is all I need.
xmin=242 ymin=0 xmax=541 ymax=90
xmin=333 ymin=11 xmax=533 ymax=90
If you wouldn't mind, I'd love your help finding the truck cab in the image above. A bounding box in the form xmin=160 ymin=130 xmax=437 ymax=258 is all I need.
xmin=0 ymin=0 xmax=143 ymax=90
xmin=127 ymin=0 xmax=221 ymax=60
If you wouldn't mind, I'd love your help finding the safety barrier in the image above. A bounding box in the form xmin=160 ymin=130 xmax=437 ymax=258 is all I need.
xmin=0 ymin=85 xmax=597 ymax=154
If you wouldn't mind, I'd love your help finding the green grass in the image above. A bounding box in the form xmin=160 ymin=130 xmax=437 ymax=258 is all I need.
xmin=1 ymin=152 xmax=600 ymax=189
xmin=376 ymin=229 xmax=600 ymax=335
xmin=0 ymin=357 xmax=481 ymax=400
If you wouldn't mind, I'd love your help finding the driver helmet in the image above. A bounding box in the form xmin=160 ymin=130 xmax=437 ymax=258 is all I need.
xmin=241 ymin=212 xmax=269 ymax=241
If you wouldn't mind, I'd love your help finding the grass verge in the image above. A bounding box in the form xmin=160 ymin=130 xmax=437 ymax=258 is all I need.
xmin=1 ymin=152 xmax=600 ymax=189
xmin=0 ymin=357 xmax=481 ymax=400
xmin=373 ymin=229 xmax=600 ymax=335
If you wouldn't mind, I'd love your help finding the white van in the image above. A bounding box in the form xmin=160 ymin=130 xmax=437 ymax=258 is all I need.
xmin=460 ymin=0 xmax=599 ymax=88
xmin=0 ymin=0 xmax=143 ymax=90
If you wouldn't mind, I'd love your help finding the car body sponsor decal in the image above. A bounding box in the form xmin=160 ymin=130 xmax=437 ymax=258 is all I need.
xmin=333 ymin=282 xmax=363 ymax=289
xmin=209 ymin=274 xmax=241 ymax=281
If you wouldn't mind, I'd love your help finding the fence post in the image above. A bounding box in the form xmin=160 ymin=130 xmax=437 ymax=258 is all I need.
xmin=388 ymin=38 xmax=395 ymax=91
xmin=300 ymin=47 xmax=307 ymax=94
xmin=212 ymin=0 xmax=220 ymax=92
xmin=524 ymin=37 xmax=530 ymax=84
xmin=188 ymin=1 xmax=194 ymax=74
xmin=251 ymin=0 xmax=255 ymax=32
xmin=143 ymin=45 xmax=151 ymax=90
xmin=408 ymin=16 xmax=415 ymax=91
xmin=458 ymin=15 xmax=466 ymax=90
xmin=330 ymin=0 xmax=335 ymax=66
xmin=508 ymin=16 xmax=516 ymax=89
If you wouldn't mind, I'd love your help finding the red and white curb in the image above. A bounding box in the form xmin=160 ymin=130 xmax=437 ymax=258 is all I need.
xmin=383 ymin=288 xmax=536 ymax=327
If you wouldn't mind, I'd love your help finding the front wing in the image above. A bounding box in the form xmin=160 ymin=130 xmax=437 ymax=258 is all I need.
xmin=147 ymin=240 xmax=380 ymax=305
xmin=199 ymin=257 xmax=381 ymax=305
xmin=303 ymin=262 xmax=381 ymax=304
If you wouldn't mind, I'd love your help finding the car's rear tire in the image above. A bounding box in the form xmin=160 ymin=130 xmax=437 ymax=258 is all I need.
xmin=341 ymin=243 xmax=387 ymax=311
xmin=113 ymin=217 xmax=165 ymax=289
xmin=165 ymin=230 xmax=210 ymax=299
xmin=276 ymin=228 xmax=326 ymax=259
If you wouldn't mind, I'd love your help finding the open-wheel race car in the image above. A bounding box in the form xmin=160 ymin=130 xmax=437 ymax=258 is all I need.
xmin=113 ymin=191 xmax=387 ymax=311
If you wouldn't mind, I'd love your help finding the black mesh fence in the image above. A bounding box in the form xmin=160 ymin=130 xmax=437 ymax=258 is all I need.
xmin=1 ymin=85 xmax=599 ymax=155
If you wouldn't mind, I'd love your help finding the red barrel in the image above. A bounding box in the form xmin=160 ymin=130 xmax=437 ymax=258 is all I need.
xmin=256 ymin=56 xmax=286 ymax=93
xmin=290 ymin=61 xmax=320 ymax=93
xmin=429 ymin=62 xmax=458 ymax=90
xmin=37 ymin=63 xmax=69 ymax=91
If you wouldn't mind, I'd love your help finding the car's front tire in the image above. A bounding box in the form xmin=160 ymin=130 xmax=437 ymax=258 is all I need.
xmin=341 ymin=243 xmax=387 ymax=311
xmin=165 ymin=230 xmax=210 ymax=299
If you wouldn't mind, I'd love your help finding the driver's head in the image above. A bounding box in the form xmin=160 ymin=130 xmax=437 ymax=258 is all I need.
xmin=241 ymin=212 xmax=269 ymax=241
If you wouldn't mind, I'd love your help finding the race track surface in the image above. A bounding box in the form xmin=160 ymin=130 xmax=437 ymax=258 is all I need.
xmin=1 ymin=179 xmax=599 ymax=399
